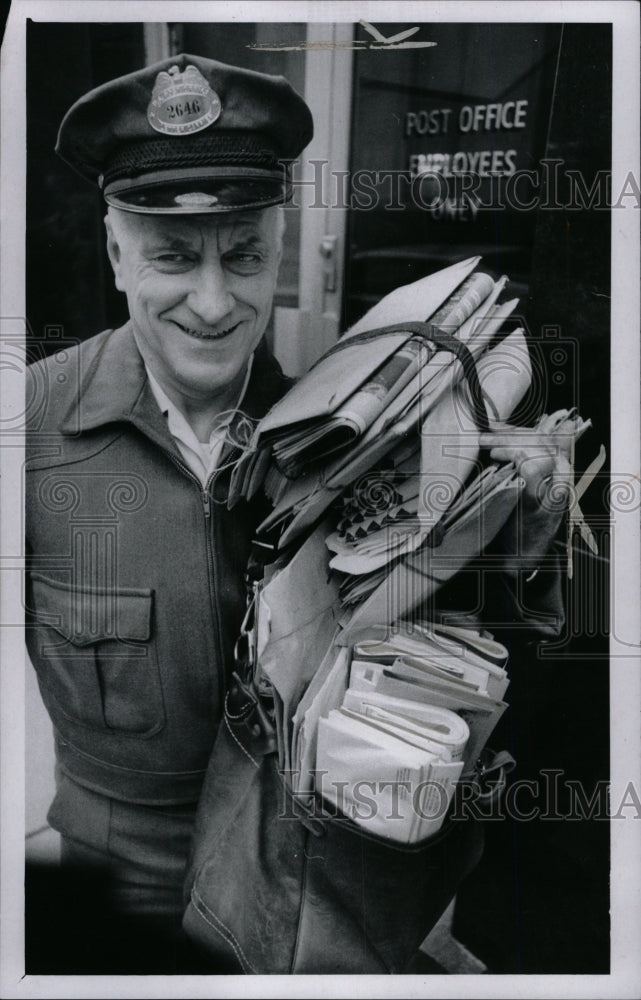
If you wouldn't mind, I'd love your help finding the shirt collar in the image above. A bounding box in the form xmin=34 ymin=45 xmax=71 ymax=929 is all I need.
xmin=58 ymin=323 xmax=290 ymax=446
xmin=145 ymin=353 xmax=255 ymax=446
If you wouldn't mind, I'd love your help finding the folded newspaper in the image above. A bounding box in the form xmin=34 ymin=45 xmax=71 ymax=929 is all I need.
xmin=233 ymin=258 xmax=590 ymax=844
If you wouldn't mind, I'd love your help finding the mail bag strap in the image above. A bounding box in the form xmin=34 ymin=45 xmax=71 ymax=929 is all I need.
xmin=314 ymin=321 xmax=492 ymax=434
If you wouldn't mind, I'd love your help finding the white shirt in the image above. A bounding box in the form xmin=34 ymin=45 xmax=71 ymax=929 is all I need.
xmin=145 ymin=357 xmax=254 ymax=487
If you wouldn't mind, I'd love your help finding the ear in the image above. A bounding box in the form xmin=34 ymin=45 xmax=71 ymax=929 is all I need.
xmin=104 ymin=215 xmax=126 ymax=292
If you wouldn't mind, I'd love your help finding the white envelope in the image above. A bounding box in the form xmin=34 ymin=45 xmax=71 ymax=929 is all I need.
xmin=256 ymin=520 xmax=341 ymax=772
xmin=344 ymin=256 xmax=481 ymax=337
xmin=316 ymin=710 xmax=464 ymax=842
xmin=292 ymin=644 xmax=350 ymax=796
xmin=347 ymin=659 xmax=506 ymax=772
xmin=417 ymin=327 xmax=532 ymax=527
xmin=342 ymin=690 xmax=470 ymax=760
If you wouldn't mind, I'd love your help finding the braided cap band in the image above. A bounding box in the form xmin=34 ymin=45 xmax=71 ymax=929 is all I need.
xmin=102 ymin=131 xmax=281 ymax=186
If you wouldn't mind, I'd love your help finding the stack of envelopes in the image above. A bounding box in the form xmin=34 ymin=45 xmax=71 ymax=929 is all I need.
xmin=235 ymin=258 xmax=589 ymax=841
xmin=262 ymin=593 xmax=511 ymax=843
xmin=316 ymin=621 xmax=510 ymax=843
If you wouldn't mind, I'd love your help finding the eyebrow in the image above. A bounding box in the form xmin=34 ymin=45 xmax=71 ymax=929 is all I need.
xmin=144 ymin=231 xmax=268 ymax=253
xmin=228 ymin=233 xmax=268 ymax=251
xmin=144 ymin=236 xmax=197 ymax=252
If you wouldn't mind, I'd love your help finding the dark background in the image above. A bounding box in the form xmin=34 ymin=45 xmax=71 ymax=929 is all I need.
xmin=453 ymin=23 xmax=611 ymax=972
xmin=26 ymin=20 xmax=611 ymax=975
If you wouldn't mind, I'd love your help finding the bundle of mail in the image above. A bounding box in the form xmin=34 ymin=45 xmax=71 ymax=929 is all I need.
xmin=231 ymin=257 xmax=589 ymax=844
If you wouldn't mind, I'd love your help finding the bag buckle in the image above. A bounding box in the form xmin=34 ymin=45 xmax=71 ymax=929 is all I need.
xmin=234 ymin=581 xmax=261 ymax=675
xmin=230 ymin=670 xmax=278 ymax=755
xmin=472 ymin=749 xmax=516 ymax=805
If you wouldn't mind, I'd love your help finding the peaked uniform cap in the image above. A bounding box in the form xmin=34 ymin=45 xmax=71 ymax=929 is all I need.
xmin=56 ymin=53 xmax=314 ymax=214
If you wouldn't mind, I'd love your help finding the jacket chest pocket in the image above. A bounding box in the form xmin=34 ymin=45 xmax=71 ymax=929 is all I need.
xmin=30 ymin=574 xmax=165 ymax=738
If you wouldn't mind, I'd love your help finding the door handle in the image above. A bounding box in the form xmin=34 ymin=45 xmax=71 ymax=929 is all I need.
xmin=319 ymin=235 xmax=338 ymax=293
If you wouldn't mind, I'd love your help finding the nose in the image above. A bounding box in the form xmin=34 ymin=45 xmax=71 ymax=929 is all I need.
xmin=186 ymin=261 xmax=235 ymax=326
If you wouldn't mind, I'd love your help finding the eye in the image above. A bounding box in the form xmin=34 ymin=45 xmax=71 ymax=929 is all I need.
xmin=155 ymin=253 xmax=193 ymax=263
xmin=224 ymin=250 xmax=265 ymax=273
xmin=152 ymin=252 xmax=196 ymax=271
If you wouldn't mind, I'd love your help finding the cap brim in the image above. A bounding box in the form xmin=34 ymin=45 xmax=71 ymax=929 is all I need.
xmin=103 ymin=166 xmax=290 ymax=214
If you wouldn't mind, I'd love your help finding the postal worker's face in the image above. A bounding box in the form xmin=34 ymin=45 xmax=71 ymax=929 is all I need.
xmin=106 ymin=207 xmax=283 ymax=400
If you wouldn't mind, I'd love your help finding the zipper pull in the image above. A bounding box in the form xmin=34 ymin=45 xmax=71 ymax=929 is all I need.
xmin=202 ymin=489 xmax=211 ymax=518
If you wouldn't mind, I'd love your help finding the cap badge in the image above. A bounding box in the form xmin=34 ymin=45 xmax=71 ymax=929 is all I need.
xmin=174 ymin=192 xmax=219 ymax=207
xmin=147 ymin=65 xmax=222 ymax=136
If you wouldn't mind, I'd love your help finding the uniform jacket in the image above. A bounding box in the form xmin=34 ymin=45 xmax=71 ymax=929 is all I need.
xmin=26 ymin=323 xmax=291 ymax=806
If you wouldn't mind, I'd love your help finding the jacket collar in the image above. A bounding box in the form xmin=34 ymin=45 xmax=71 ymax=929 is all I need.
xmin=59 ymin=322 xmax=290 ymax=453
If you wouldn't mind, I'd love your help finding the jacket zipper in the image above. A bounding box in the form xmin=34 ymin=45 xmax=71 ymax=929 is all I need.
xmin=159 ymin=448 xmax=226 ymax=709
xmin=204 ymin=469 xmax=226 ymax=706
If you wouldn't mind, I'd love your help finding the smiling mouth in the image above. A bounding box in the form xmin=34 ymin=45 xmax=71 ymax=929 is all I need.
xmin=175 ymin=321 xmax=241 ymax=341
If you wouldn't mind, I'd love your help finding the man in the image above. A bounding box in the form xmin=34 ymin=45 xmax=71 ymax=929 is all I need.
xmin=25 ymin=52 xmax=570 ymax=973
xmin=25 ymin=53 xmax=310 ymax=968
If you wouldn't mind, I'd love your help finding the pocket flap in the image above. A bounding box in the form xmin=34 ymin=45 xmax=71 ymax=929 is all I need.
xmin=30 ymin=573 xmax=153 ymax=645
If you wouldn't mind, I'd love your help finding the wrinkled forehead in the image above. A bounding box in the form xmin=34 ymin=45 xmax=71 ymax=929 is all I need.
xmin=110 ymin=205 xmax=283 ymax=248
